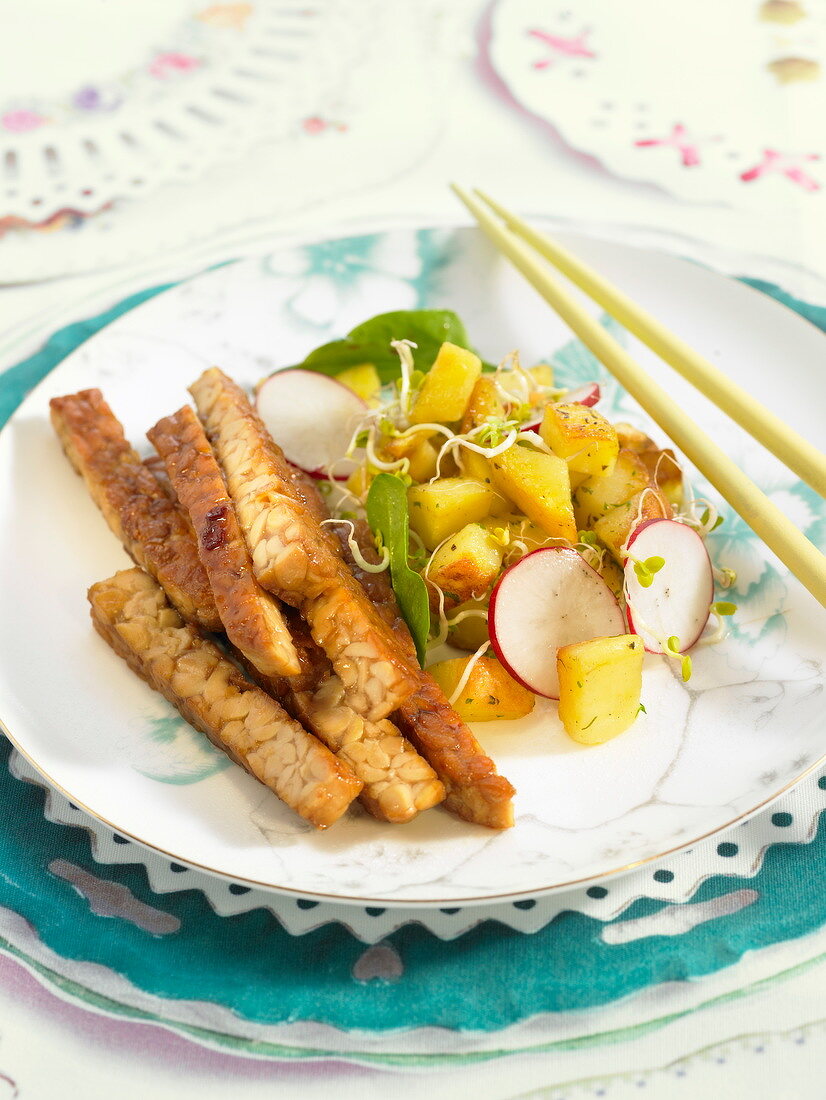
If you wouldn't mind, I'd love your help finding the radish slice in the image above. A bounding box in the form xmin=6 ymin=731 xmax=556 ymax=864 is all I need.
xmin=256 ymin=368 xmax=367 ymax=480
xmin=489 ymin=547 xmax=626 ymax=699
xmin=624 ymin=519 xmax=713 ymax=654
xmin=559 ymin=382 xmax=601 ymax=407
xmin=524 ymin=383 xmax=601 ymax=431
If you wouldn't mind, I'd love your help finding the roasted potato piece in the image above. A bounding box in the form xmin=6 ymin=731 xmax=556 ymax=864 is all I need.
xmin=407 ymin=477 xmax=495 ymax=549
xmin=639 ymin=447 xmax=684 ymax=509
xmin=529 ymin=363 xmax=554 ymax=387
xmin=335 ymin=362 xmax=381 ymax=404
xmin=426 ymin=523 xmax=503 ymax=609
xmin=557 ymin=635 xmax=644 ymax=744
xmin=409 ymin=342 xmax=482 ymax=425
xmin=573 ymin=449 xmax=651 ymax=531
xmin=593 ymin=488 xmax=671 ymax=561
xmin=489 ymin=445 xmax=577 ymax=542
xmin=540 ymin=403 xmax=619 ymax=478
xmin=613 ymin=422 xmax=656 ymax=454
xmin=460 ymin=376 xmax=506 ymax=434
xmin=427 ymin=656 xmax=535 ymax=722
xmin=446 ymin=598 xmax=490 ymax=651
xmin=593 ymin=549 xmax=626 ymax=601
xmin=480 ymin=513 xmax=558 ymax=551
xmin=382 ymin=430 xmax=440 ymax=483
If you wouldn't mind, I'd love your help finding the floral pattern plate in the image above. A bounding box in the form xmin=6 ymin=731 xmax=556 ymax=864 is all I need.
xmin=0 ymin=225 xmax=823 ymax=906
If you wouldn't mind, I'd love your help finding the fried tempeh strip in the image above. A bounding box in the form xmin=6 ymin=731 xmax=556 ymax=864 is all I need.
xmin=88 ymin=567 xmax=362 ymax=828
xmin=338 ymin=520 xmax=516 ymax=829
xmin=50 ymin=389 xmax=221 ymax=633
xmin=250 ymin=609 xmax=445 ymax=824
xmin=148 ymin=406 xmax=300 ymax=678
xmin=190 ymin=368 xmax=419 ymax=723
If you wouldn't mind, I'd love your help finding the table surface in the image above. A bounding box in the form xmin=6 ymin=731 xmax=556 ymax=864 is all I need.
xmin=1 ymin=2 xmax=824 ymax=1096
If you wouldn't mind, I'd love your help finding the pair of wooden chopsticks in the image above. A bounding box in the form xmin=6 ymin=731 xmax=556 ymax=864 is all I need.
xmin=451 ymin=185 xmax=826 ymax=608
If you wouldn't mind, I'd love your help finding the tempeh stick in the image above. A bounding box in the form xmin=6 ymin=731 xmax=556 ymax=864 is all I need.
xmin=148 ymin=406 xmax=301 ymax=678
xmin=339 ymin=520 xmax=516 ymax=829
xmin=190 ymin=368 xmax=419 ymax=723
xmin=249 ymin=609 xmax=445 ymax=824
xmin=88 ymin=567 xmax=362 ymax=828
xmin=50 ymin=389 xmax=221 ymax=633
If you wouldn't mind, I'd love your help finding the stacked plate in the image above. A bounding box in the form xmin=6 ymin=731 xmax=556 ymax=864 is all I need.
xmin=0 ymin=224 xmax=823 ymax=940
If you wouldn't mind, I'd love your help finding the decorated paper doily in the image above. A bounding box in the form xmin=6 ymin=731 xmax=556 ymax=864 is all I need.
xmin=485 ymin=0 xmax=825 ymax=208
xmin=0 ymin=0 xmax=365 ymax=220
xmin=8 ymin=748 xmax=824 ymax=942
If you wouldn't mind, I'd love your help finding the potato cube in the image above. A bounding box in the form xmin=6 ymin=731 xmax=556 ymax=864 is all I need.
xmin=426 ymin=523 xmax=503 ymax=608
xmin=540 ymin=403 xmax=619 ymax=477
xmin=409 ymin=342 xmax=482 ymax=425
xmin=638 ymin=448 xmax=684 ymax=509
xmin=481 ymin=514 xmax=557 ymax=552
xmin=489 ymin=445 xmax=577 ymax=542
xmin=460 ymin=376 xmax=505 ymax=434
xmin=557 ymin=635 xmax=644 ymax=744
xmin=447 ymin=598 xmax=490 ymax=651
xmin=407 ymin=477 xmax=494 ymax=549
xmin=529 ymin=363 xmax=554 ymax=387
xmin=573 ymin=449 xmax=651 ymax=530
xmin=592 ymin=486 xmax=671 ymax=562
xmin=382 ymin=430 xmax=440 ymax=483
xmin=613 ymin=421 xmax=656 ymax=454
xmin=346 ymin=465 xmax=375 ymax=500
xmin=427 ymin=656 xmax=535 ymax=722
xmin=335 ymin=362 xmax=381 ymax=404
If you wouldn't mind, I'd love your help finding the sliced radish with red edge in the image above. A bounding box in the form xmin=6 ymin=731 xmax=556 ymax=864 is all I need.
xmin=524 ymin=383 xmax=601 ymax=431
xmin=559 ymin=382 xmax=601 ymax=407
xmin=256 ymin=368 xmax=367 ymax=480
xmin=489 ymin=547 xmax=626 ymax=699
xmin=624 ymin=518 xmax=713 ymax=654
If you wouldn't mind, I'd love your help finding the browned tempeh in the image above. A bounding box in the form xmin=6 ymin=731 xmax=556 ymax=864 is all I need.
xmin=190 ymin=368 xmax=419 ymax=723
xmin=148 ymin=406 xmax=301 ymax=678
xmin=50 ymin=389 xmax=221 ymax=632
xmin=251 ymin=609 xmax=445 ymax=824
xmin=88 ymin=567 xmax=362 ymax=828
xmin=336 ymin=520 xmax=516 ymax=829
xmin=393 ymin=678 xmax=515 ymax=829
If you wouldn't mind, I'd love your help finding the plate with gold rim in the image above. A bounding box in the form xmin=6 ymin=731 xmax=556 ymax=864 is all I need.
xmin=0 ymin=224 xmax=823 ymax=905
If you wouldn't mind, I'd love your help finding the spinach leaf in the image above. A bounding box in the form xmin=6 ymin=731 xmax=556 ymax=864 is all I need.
xmin=294 ymin=309 xmax=477 ymax=384
xmin=366 ymin=473 xmax=430 ymax=666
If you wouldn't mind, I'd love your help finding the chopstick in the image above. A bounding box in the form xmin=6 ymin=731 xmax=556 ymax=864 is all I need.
xmin=450 ymin=184 xmax=826 ymax=608
xmin=473 ymin=188 xmax=826 ymax=499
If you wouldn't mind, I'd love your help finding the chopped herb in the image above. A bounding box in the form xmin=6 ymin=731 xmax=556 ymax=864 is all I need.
xmin=581 ymin=716 xmax=598 ymax=730
xmin=637 ymin=703 xmax=647 ymax=715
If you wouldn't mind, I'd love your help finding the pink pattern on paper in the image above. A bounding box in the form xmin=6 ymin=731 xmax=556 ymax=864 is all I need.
xmin=740 ymin=149 xmax=821 ymax=191
xmin=635 ymin=123 xmax=703 ymax=168
xmin=1 ymin=109 xmax=46 ymax=133
xmin=149 ymin=52 xmax=201 ymax=79
xmin=302 ymin=115 xmax=348 ymax=134
xmin=528 ymin=28 xmax=596 ymax=69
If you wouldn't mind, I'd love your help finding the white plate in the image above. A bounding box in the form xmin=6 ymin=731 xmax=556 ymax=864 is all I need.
xmin=0 ymin=225 xmax=823 ymax=905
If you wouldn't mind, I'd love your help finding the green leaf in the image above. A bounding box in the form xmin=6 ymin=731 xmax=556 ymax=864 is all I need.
xmin=644 ymin=555 xmax=665 ymax=574
xmin=291 ymin=310 xmax=482 ymax=385
xmin=366 ymin=473 xmax=430 ymax=666
xmin=712 ymin=600 xmax=737 ymax=616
